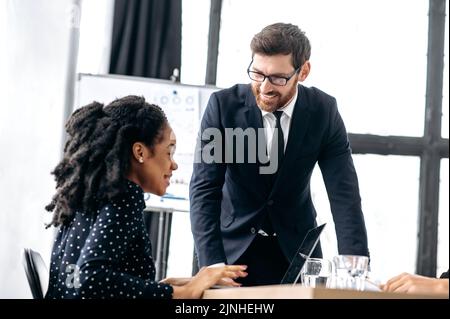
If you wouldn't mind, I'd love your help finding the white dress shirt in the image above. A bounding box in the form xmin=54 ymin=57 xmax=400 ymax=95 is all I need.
xmin=260 ymin=88 xmax=298 ymax=158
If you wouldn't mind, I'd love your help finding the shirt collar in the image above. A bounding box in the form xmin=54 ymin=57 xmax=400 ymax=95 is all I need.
xmin=260 ymin=86 xmax=298 ymax=119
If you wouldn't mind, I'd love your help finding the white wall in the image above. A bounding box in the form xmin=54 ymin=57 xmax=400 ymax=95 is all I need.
xmin=0 ymin=0 xmax=74 ymax=298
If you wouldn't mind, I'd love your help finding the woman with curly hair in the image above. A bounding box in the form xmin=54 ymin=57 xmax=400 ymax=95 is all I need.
xmin=45 ymin=95 xmax=247 ymax=299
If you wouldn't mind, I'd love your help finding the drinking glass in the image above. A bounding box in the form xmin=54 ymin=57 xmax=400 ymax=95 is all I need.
xmin=333 ymin=255 xmax=369 ymax=291
xmin=300 ymin=258 xmax=333 ymax=288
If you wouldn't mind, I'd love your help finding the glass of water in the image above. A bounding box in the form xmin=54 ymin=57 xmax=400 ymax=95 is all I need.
xmin=333 ymin=255 xmax=369 ymax=291
xmin=300 ymin=258 xmax=333 ymax=288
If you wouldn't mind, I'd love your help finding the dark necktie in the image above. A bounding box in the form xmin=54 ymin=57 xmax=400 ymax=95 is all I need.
xmin=270 ymin=110 xmax=285 ymax=177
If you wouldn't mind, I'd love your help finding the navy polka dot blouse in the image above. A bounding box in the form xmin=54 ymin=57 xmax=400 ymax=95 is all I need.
xmin=45 ymin=180 xmax=174 ymax=299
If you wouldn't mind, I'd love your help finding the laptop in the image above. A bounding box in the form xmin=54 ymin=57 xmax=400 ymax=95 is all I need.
xmin=280 ymin=223 xmax=326 ymax=285
xmin=209 ymin=223 xmax=326 ymax=288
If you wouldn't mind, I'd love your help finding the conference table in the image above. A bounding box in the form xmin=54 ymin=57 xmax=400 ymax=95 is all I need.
xmin=142 ymin=193 xmax=448 ymax=300
xmin=203 ymin=284 xmax=448 ymax=299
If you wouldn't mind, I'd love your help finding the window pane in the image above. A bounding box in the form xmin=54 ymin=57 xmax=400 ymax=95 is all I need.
xmin=180 ymin=0 xmax=210 ymax=85
xmin=438 ymin=159 xmax=449 ymax=276
xmin=77 ymin=0 xmax=114 ymax=74
xmin=442 ymin=2 xmax=449 ymax=138
xmin=311 ymin=155 xmax=420 ymax=282
xmin=218 ymin=0 xmax=428 ymax=136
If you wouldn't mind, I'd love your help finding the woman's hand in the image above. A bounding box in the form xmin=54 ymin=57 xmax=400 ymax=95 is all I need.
xmin=171 ymin=265 xmax=248 ymax=299
xmin=159 ymin=277 xmax=191 ymax=286
xmin=381 ymin=272 xmax=449 ymax=296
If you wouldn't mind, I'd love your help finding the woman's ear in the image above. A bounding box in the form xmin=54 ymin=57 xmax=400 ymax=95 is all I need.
xmin=132 ymin=142 xmax=146 ymax=163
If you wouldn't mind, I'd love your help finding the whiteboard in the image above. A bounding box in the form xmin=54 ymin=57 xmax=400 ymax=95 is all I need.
xmin=75 ymin=73 xmax=219 ymax=204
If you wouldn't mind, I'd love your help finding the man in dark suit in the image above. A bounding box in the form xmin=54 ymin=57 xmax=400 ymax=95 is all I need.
xmin=189 ymin=22 xmax=369 ymax=286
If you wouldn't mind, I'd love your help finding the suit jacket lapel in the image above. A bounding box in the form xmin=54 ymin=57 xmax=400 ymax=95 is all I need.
xmin=243 ymin=87 xmax=272 ymax=192
xmin=270 ymin=85 xmax=311 ymax=197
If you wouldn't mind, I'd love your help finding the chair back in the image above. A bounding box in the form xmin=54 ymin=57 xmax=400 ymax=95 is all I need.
xmin=22 ymin=248 xmax=48 ymax=299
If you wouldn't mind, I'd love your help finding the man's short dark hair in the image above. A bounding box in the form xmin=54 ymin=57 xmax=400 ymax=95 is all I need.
xmin=250 ymin=22 xmax=311 ymax=69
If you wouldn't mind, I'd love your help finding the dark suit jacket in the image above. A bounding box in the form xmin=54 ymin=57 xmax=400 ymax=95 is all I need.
xmin=190 ymin=83 xmax=369 ymax=267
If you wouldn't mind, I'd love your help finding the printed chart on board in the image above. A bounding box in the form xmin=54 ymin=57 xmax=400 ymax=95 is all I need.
xmin=75 ymin=73 xmax=212 ymax=210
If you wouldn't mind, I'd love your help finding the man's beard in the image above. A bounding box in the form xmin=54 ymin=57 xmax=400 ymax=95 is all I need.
xmin=252 ymin=81 xmax=297 ymax=112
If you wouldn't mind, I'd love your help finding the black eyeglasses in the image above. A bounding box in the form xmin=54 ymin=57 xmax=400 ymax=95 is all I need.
xmin=247 ymin=62 xmax=300 ymax=86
